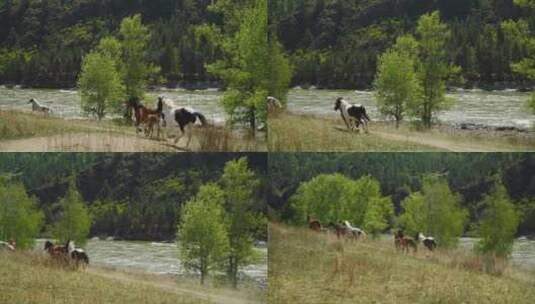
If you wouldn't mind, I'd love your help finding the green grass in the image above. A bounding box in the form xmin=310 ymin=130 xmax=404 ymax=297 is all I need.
xmin=268 ymin=113 xmax=535 ymax=152
xmin=269 ymin=224 xmax=535 ymax=304
xmin=0 ymin=252 xmax=210 ymax=304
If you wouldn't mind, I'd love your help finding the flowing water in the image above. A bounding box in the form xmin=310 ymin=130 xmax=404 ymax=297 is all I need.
xmin=0 ymin=87 xmax=226 ymax=124
xmin=287 ymin=88 xmax=535 ymax=130
xmin=35 ymin=239 xmax=267 ymax=288
xmin=459 ymin=237 xmax=535 ymax=271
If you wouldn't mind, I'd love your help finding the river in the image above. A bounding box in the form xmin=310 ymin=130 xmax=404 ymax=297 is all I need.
xmin=35 ymin=239 xmax=267 ymax=288
xmin=287 ymin=88 xmax=535 ymax=130
xmin=0 ymin=86 xmax=226 ymax=124
xmin=459 ymin=237 xmax=535 ymax=271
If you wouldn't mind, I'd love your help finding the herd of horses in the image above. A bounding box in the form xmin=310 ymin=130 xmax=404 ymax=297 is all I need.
xmin=307 ymin=216 xmax=437 ymax=253
xmin=44 ymin=240 xmax=89 ymax=268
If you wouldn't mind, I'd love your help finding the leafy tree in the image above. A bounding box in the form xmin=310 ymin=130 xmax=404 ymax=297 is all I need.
xmin=118 ymin=14 xmax=158 ymax=101
xmin=78 ymin=51 xmax=125 ymax=119
xmin=206 ymin=0 xmax=270 ymax=132
xmin=268 ymin=36 xmax=293 ymax=107
xmin=476 ymin=182 xmax=520 ymax=258
xmin=374 ymin=47 xmax=421 ymax=128
xmin=220 ymin=157 xmax=263 ymax=288
xmin=178 ymin=183 xmax=229 ymax=285
xmin=0 ymin=177 xmax=44 ymax=249
xmin=362 ymin=195 xmax=394 ymax=237
xmin=52 ymin=178 xmax=92 ymax=246
xmin=398 ymin=174 xmax=468 ymax=247
xmin=412 ymin=11 xmax=460 ymax=128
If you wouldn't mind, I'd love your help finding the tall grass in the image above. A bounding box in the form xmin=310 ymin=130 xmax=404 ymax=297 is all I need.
xmin=0 ymin=252 xmax=210 ymax=304
xmin=269 ymin=224 xmax=535 ymax=304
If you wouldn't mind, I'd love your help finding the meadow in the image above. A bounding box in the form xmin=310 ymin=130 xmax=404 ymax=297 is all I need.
xmin=268 ymin=224 xmax=535 ymax=304
xmin=268 ymin=113 xmax=535 ymax=152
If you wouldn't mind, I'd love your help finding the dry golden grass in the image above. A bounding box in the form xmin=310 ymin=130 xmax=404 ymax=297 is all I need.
xmin=268 ymin=113 xmax=535 ymax=152
xmin=269 ymin=223 xmax=535 ymax=304
xmin=0 ymin=252 xmax=210 ymax=304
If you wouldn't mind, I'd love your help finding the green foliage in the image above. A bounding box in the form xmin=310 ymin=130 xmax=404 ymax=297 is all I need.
xmin=476 ymin=182 xmax=520 ymax=258
xmin=118 ymin=14 xmax=159 ymax=101
xmin=220 ymin=157 xmax=263 ymax=287
xmin=52 ymin=178 xmax=92 ymax=246
xmin=374 ymin=47 xmax=421 ymax=127
xmin=398 ymin=174 xmax=468 ymax=248
xmin=0 ymin=177 xmax=43 ymax=249
xmin=291 ymin=174 xmax=393 ymax=233
xmin=268 ymin=38 xmax=293 ymax=106
xmin=178 ymin=183 xmax=230 ymax=285
xmin=77 ymin=51 xmax=125 ymax=120
xmin=206 ymin=0 xmax=270 ymax=130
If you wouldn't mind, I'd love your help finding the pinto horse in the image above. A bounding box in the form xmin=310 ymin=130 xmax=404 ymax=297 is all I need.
xmin=67 ymin=240 xmax=89 ymax=267
xmin=161 ymin=96 xmax=208 ymax=147
xmin=418 ymin=232 xmax=437 ymax=251
xmin=267 ymin=96 xmax=283 ymax=113
xmin=44 ymin=240 xmax=69 ymax=260
xmin=0 ymin=240 xmax=16 ymax=251
xmin=343 ymin=221 xmax=367 ymax=240
xmin=334 ymin=97 xmax=370 ymax=133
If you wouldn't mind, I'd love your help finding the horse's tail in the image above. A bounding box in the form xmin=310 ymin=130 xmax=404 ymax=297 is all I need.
xmin=194 ymin=112 xmax=208 ymax=127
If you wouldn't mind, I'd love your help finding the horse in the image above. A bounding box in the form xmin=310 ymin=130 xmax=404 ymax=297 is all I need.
xmin=67 ymin=240 xmax=89 ymax=267
xmin=394 ymin=230 xmax=417 ymax=254
xmin=328 ymin=222 xmax=349 ymax=240
xmin=161 ymin=96 xmax=208 ymax=147
xmin=126 ymin=97 xmax=165 ymax=134
xmin=44 ymin=240 xmax=69 ymax=260
xmin=307 ymin=215 xmax=322 ymax=232
xmin=0 ymin=240 xmax=16 ymax=251
xmin=417 ymin=232 xmax=437 ymax=251
xmin=144 ymin=113 xmax=163 ymax=140
xmin=267 ymin=96 xmax=283 ymax=112
xmin=28 ymin=98 xmax=51 ymax=116
xmin=334 ymin=97 xmax=370 ymax=133
xmin=343 ymin=221 xmax=367 ymax=240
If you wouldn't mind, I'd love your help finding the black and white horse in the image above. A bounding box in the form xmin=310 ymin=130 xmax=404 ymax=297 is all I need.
xmin=334 ymin=97 xmax=370 ymax=133
xmin=417 ymin=233 xmax=437 ymax=251
xmin=28 ymin=98 xmax=51 ymax=115
xmin=267 ymin=96 xmax=283 ymax=112
xmin=343 ymin=221 xmax=367 ymax=240
xmin=160 ymin=96 xmax=208 ymax=147
xmin=67 ymin=240 xmax=89 ymax=266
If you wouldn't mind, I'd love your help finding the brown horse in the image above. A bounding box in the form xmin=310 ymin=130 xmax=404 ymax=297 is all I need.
xmin=44 ymin=240 xmax=69 ymax=260
xmin=328 ymin=222 xmax=348 ymax=240
xmin=307 ymin=215 xmax=322 ymax=232
xmin=395 ymin=230 xmax=417 ymax=254
xmin=126 ymin=97 xmax=165 ymax=134
xmin=144 ymin=114 xmax=162 ymax=139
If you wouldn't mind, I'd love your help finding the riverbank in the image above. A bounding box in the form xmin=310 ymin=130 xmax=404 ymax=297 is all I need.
xmin=268 ymin=113 xmax=535 ymax=152
xmin=0 ymin=110 xmax=265 ymax=152
xmin=0 ymin=252 xmax=264 ymax=304
xmin=269 ymin=224 xmax=535 ymax=304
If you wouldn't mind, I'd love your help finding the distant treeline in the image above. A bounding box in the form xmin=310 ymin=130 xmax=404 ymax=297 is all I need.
xmin=270 ymin=0 xmax=535 ymax=89
xmin=268 ymin=153 xmax=535 ymax=235
xmin=0 ymin=0 xmax=218 ymax=88
xmin=0 ymin=153 xmax=267 ymax=241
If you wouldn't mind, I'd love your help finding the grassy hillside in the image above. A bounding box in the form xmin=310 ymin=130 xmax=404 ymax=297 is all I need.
xmin=0 ymin=252 xmax=210 ymax=304
xmin=269 ymin=224 xmax=535 ymax=304
xmin=268 ymin=113 xmax=535 ymax=152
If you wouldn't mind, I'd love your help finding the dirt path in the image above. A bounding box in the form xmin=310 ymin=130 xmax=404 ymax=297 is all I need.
xmin=0 ymin=132 xmax=188 ymax=152
xmin=88 ymin=268 xmax=262 ymax=304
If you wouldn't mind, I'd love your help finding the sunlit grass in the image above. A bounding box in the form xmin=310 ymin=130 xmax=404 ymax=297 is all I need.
xmin=268 ymin=113 xmax=535 ymax=152
xmin=268 ymin=223 xmax=535 ymax=304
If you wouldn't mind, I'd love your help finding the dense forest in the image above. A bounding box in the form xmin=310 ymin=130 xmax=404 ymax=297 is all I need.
xmin=0 ymin=0 xmax=219 ymax=87
xmin=0 ymin=153 xmax=267 ymax=241
xmin=268 ymin=153 xmax=535 ymax=235
xmin=270 ymin=0 xmax=535 ymax=89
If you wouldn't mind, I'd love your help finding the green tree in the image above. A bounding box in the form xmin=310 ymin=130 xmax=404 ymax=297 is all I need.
xmin=398 ymin=174 xmax=468 ymax=247
xmin=411 ymin=11 xmax=460 ymax=128
xmin=374 ymin=47 xmax=421 ymax=128
xmin=52 ymin=178 xmax=92 ymax=246
xmin=178 ymin=183 xmax=229 ymax=285
xmin=362 ymin=195 xmax=394 ymax=237
xmin=78 ymin=51 xmax=125 ymax=119
xmin=206 ymin=0 xmax=270 ymax=132
xmin=220 ymin=157 xmax=263 ymax=288
xmin=0 ymin=177 xmax=43 ymax=249
xmin=118 ymin=14 xmax=158 ymax=101
xmin=476 ymin=182 xmax=520 ymax=259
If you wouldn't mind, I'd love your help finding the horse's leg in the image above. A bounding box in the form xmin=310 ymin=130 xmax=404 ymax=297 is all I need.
xmin=174 ymin=124 xmax=185 ymax=144
xmin=186 ymin=124 xmax=193 ymax=147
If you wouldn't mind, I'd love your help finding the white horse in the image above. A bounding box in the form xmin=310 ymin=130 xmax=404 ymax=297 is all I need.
xmin=267 ymin=96 xmax=283 ymax=112
xmin=28 ymin=98 xmax=51 ymax=115
xmin=160 ymin=96 xmax=208 ymax=147
xmin=343 ymin=221 xmax=367 ymax=240
xmin=334 ymin=97 xmax=370 ymax=133
xmin=0 ymin=240 xmax=15 ymax=251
